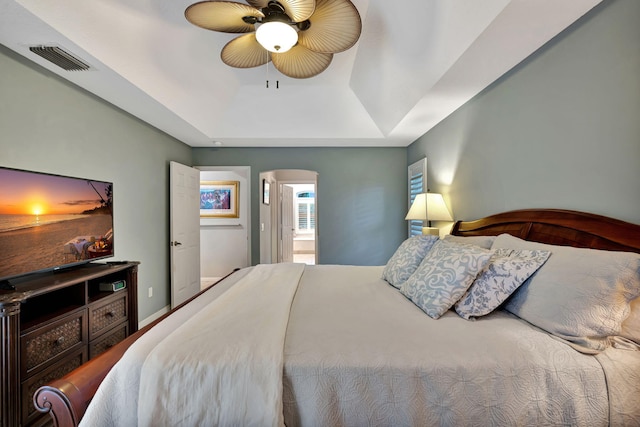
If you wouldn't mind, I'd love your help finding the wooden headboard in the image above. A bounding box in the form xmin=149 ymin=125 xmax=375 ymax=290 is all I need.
xmin=451 ymin=209 xmax=640 ymax=253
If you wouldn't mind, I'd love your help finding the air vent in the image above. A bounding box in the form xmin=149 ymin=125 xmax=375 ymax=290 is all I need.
xmin=29 ymin=46 xmax=91 ymax=71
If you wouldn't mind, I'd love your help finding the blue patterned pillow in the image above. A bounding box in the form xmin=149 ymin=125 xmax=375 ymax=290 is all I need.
xmin=400 ymin=240 xmax=492 ymax=319
xmin=455 ymin=248 xmax=551 ymax=320
xmin=382 ymin=235 xmax=439 ymax=288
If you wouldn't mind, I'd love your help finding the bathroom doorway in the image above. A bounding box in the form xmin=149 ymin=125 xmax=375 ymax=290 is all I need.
xmin=259 ymin=170 xmax=318 ymax=265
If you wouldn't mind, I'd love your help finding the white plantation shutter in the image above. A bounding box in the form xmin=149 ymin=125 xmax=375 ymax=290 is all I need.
xmin=408 ymin=158 xmax=427 ymax=237
xmin=295 ymin=191 xmax=315 ymax=233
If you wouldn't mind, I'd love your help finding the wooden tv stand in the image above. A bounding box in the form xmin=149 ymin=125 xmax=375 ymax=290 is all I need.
xmin=0 ymin=262 xmax=139 ymax=427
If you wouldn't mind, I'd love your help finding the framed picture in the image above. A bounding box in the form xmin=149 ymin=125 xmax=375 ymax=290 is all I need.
xmin=200 ymin=181 xmax=239 ymax=218
xmin=263 ymin=179 xmax=270 ymax=205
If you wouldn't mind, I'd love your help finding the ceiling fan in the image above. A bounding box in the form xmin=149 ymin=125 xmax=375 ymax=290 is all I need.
xmin=185 ymin=0 xmax=361 ymax=79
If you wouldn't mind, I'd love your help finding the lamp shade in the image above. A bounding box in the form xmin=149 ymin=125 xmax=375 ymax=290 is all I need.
xmin=405 ymin=193 xmax=428 ymax=221
xmin=425 ymin=193 xmax=453 ymax=221
xmin=405 ymin=193 xmax=453 ymax=222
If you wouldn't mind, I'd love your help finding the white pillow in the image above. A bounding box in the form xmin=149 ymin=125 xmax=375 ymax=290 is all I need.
xmin=444 ymin=234 xmax=496 ymax=249
xmin=400 ymin=240 xmax=491 ymax=319
xmin=381 ymin=235 xmax=439 ymax=288
xmin=620 ymin=297 xmax=640 ymax=345
xmin=493 ymin=233 xmax=640 ymax=353
xmin=455 ymin=248 xmax=551 ymax=320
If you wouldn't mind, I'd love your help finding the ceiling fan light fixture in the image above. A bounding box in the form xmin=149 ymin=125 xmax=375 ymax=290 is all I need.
xmin=184 ymin=0 xmax=361 ymax=78
xmin=256 ymin=21 xmax=298 ymax=53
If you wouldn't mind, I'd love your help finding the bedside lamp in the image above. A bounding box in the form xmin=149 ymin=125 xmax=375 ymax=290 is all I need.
xmin=405 ymin=193 xmax=453 ymax=236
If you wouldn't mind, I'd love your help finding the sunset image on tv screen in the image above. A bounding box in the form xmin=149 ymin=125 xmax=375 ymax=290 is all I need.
xmin=0 ymin=167 xmax=114 ymax=281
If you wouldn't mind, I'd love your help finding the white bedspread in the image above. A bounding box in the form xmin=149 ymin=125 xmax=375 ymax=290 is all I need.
xmin=81 ymin=263 xmax=304 ymax=427
xmin=80 ymin=264 xmax=640 ymax=426
xmin=138 ymin=263 xmax=303 ymax=426
xmin=282 ymin=265 xmax=638 ymax=426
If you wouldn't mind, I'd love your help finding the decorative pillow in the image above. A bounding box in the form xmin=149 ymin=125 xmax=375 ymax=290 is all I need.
xmin=455 ymin=248 xmax=551 ymax=320
xmin=494 ymin=233 xmax=640 ymax=354
xmin=399 ymin=240 xmax=492 ymax=319
xmin=381 ymin=235 xmax=439 ymax=288
xmin=444 ymin=234 xmax=496 ymax=249
xmin=620 ymin=297 xmax=640 ymax=345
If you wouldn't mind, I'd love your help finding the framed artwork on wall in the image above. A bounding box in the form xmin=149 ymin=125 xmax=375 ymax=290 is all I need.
xmin=263 ymin=179 xmax=270 ymax=205
xmin=200 ymin=181 xmax=239 ymax=218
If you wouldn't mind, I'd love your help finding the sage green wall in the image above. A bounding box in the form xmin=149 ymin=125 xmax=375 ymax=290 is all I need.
xmin=408 ymin=0 xmax=640 ymax=225
xmin=0 ymin=45 xmax=192 ymax=320
xmin=4 ymin=0 xmax=637 ymax=322
xmin=192 ymin=147 xmax=407 ymax=265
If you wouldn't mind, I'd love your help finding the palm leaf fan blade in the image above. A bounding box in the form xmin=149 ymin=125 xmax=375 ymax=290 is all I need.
xmin=271 ymin=44 xmax=332 ymax=78
xmin=297 ymin=0 xmax=361 ymax=53
xmin=278 ymin=0 xmax=316 ymax=22
xmin=221 ymin=34 xmax=271 ymax=68
xmin=246 ymin=0 xmax=315 ymax=22
xmin=185 ymin=1 xmax=264 ymax=33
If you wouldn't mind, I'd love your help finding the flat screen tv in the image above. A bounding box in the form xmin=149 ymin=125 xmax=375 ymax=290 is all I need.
xmin=0 ymin=166 xmax=114 ymax=287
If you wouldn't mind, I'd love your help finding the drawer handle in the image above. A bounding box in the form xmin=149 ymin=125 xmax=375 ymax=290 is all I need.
xmin=53 ymin=336 xmax=65 ymax=346
xmin=106 ymin=311 xmax=116 ymax=318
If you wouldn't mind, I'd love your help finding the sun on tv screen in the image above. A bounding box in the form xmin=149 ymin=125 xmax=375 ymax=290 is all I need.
xmin=0 ymin=166 xmax=114 ymax=285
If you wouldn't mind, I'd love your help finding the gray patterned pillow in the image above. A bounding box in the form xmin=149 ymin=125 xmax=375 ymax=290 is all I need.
xmin=382 ymin=235 xmax=439 ymax=288
xmin=400 ymin=240 xmax=492 ymax=319
xmin=455 ymin=248 xmax=551 ymax=320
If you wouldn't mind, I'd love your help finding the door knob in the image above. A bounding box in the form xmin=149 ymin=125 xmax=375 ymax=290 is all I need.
xmin=170 ymin=241 xmax=182 ymax=246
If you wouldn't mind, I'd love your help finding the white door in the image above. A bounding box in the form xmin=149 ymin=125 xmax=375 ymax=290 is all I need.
xmin=280 ymin=185 xmax=294 ymax=263
xmin=170 ymin=161 xmax=201 ymax=308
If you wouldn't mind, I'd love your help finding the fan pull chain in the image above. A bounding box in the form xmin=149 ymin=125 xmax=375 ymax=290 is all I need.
xmin=264 ymin=52 xmax=279 ymax=89
xmin=265 ymin=50 xmax=270 ymax=89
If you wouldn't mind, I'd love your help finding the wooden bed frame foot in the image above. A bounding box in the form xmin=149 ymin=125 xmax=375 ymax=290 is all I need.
xmin=33 ymin=381 xmax=81 ymax=427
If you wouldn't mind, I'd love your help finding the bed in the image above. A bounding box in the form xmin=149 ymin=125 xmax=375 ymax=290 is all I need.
xmin=34 ymin=209 xmax=640 ymax=426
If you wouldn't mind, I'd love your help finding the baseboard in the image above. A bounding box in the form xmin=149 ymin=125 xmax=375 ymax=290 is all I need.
xmin=139 ymin=305 xmax=170 ymax=329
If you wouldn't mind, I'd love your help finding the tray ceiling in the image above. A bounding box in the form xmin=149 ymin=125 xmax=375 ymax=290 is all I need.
xmin=0 ymin=0 xmax=602 ymax=147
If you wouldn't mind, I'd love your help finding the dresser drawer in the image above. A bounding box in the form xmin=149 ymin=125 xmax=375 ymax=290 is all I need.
xmin=89 ymin=293 xmax=128 ymax=339
xmin=90 ymin=321 xmax=129 ymax=359
xmin=21 ymin=309 xmax=87 ymax=377
xmin=21 ymin=346 xmax=87 ymax=425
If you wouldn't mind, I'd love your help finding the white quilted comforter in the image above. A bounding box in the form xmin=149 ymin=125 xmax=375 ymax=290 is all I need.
xmin=81 ymin=264 xmax=640 ymax=426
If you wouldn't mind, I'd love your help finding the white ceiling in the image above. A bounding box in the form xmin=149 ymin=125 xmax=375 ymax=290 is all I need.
xmin=0 ymin=0 xmax=602 ymax=148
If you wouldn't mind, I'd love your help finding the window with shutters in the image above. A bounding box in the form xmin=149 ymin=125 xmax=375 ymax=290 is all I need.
xmin=407 ymin=158 xmax=427 ymax=237
xmin=295 ymin=191 xmax=315 ymax=234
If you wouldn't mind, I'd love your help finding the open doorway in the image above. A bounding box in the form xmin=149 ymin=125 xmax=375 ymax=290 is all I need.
xmin=259 ymin=170 xmax=318 ymax=265
xmin=287 ymin=183 xmax=316 ymax=264
xmin=197 ymin=166 xmax=251 ymax=289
